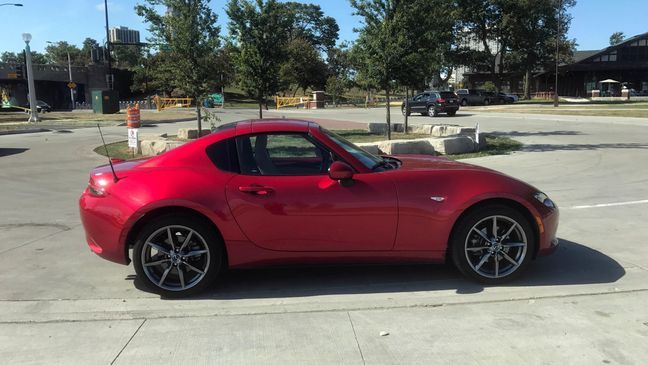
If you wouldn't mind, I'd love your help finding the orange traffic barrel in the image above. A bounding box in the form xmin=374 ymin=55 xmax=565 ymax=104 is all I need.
xmin=126 ymin=104 xmax=141 ymax=128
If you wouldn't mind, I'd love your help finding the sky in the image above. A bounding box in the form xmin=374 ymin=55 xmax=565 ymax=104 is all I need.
xmin=0 ymin=0 xmax=647 ymax=54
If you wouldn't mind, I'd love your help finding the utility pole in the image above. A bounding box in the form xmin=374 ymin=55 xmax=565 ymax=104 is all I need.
xmin=104 ymin=0 xmax=113 ymax=89
xmin=47 ymin=41 xmax=75 ymax=110
xmin=22 ymin=33 xmax=39 ymax=122
xmin=554 ymin=0 xmax=561 ymax=107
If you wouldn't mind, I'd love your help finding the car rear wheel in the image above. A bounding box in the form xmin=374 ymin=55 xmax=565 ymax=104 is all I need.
xmin=484 ymin=98 xmax=490 ymax=106
xmin=133 ymin=214 xmax=223 ymax=297
xmin=450 ymin=204 xmax=535 ymax=284
xmin=401 ymin=106 xmax=410 ymax=116
xmin=428 ymin=105 xmax=438 ymax=117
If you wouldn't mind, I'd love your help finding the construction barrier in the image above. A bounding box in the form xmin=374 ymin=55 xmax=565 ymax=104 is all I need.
xmin=126 ymin=104 xmax=141 ymax=128
xmin=275 ymin=96 xmax=312 ymax=109
xmin=153 ymin=96 xmax=193 ymax=111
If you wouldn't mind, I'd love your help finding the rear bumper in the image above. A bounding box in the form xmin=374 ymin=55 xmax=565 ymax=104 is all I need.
xmin=79 ymin=190 xmax=132 ymax=265
xmin=438 ymin=105 xmax=459 ymax=113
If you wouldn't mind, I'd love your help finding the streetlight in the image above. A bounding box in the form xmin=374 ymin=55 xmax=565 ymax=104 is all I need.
xmin=0 ymin=3 xmax=23 ymax=6
xmin=47 ymin=41 xmax=75 ymax=110
xmin=22 ymin=33 xmax=39 ymax=122
xmin=554 ymin=0 xmax=561 ymax=107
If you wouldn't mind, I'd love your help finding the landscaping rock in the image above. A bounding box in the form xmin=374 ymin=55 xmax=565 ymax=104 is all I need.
xmin=391 ymin=123 xmax=405 ymax=132
xmin=367 ymin=123 xmax=388 ymax=134
xmin=377 ymin=139 xmax=436 ymax=155
xmin=431 ymin=125 xmax=475 ymax=137
xmin=356 ymin=142 xmax=384 ymax=155
xmin=407 ymin=124 xmax=433 ymax=134
xmin=139 ymin=132 xmax=168 ymax=141
xmin=141 ymin=139 xmax=186 ymax=156
xmin=427 ymin=136 xmax=476 ymax=155
xmin=177 ymin=128 xmax=211 ymax=140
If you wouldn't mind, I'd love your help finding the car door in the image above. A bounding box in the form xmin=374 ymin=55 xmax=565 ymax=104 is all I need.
xmin=410 ymin=93 xmax=425 ymax=112
xmin=225 ymin=132 xmax=398 ymax=252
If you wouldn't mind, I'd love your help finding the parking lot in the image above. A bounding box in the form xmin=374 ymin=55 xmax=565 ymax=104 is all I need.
xmin=1 ymin=106 xmax=648 ymax=364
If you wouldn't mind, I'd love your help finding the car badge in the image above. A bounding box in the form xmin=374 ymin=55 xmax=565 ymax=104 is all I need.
xmin=430 ymin=196 xmax=445 ymax=202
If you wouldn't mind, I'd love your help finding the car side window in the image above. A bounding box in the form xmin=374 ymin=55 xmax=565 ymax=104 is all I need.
xmin=206 ymin=138 xmax=239 ymax=173
xmin=413 ymin=94 xmax=424 ymax=101
xmin=235 ymin=133 xmax=332 ymax=176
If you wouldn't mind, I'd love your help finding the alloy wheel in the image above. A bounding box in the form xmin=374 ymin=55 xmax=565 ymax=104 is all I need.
xmin=140 ymin=225 xmax=211 ymax=291
xmin=464 ymin=215 xmax=527 ymax=279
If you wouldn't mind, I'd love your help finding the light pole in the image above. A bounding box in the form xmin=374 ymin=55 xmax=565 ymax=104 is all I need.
xmin=0 ymin=3 xmax=23 ymax=6
xmin=554 ymin=0 xmax=561 ymax=107
xmin=22 ymin=33 xmax=39 ymax=122
xmin=47 ymin=41 xmax=75 ymax=110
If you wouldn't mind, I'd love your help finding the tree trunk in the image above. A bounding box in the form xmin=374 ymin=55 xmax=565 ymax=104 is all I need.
xmin=196 ymin=102 xmax=202 ymax=135
xmin=385 ymin=87 xmax=391 ymax=140
xmin=404 ymin=87 xmax=409 ymax=134
xmin=524 ymin=69 xmax=531 ymax=100
xmin=258 ymin=99 xmax=263 ymax=119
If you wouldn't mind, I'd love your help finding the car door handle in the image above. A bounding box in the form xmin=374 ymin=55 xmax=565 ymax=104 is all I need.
xmin=238 ymin=185 xmax=274 ymax=196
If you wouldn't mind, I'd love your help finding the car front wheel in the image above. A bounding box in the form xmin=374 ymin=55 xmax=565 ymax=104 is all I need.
xmin=428 ymin=105 xmax=438 ymax=117
xmin=451 ymin=204 xmax=535 ymax=284
xmin=133 ymin=214 xmax=223 ymax=297
xmin=401 ymin=106 xmax=410 ymax=116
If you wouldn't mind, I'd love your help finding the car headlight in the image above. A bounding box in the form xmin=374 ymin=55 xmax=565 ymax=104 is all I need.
xmin=534 ymin=192 xmax=556 ymax=209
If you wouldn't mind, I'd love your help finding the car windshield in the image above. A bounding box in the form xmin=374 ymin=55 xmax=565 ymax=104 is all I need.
xmin=320 ymin=127 xmax=383 ymax=169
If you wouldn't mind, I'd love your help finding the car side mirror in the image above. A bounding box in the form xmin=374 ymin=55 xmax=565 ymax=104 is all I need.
xmin=329 ymin=161 xmax=354 ymax=182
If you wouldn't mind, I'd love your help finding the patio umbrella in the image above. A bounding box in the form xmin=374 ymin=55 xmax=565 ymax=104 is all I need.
xmin=599 ymin=79 xmax=620 ymax=83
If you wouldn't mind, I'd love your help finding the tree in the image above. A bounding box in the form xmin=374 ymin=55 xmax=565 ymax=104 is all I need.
xmin=282 ymin=2 xmax=339 ymax=52
xmin=1 ymin=52 xmax=20 ymax=63
xmin=325 ymin=76 xmax=348 ymax=106
xmin=137 ymin=0 xmax=221 ymax=133
xmin=609 ymin=31 xmax=624 ymax=46
xmin=44 ymin=41 xmax=85 ymax=66
xmin=112 ymin=45 xmax=143 ymax=69
xmin=279 ymin=38 xmax=328 ymax=95
xmin=227 ymin=0 xmax=290 ymax=118
xmin=350 ymin=0 xmax=413 ymax=140
xmin=81 ymin=38 xmax=100 ymax=64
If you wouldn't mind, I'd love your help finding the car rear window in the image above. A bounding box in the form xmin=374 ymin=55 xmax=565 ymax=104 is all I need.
xmin=205 ymin=138 xmax=239 ymax=173
xmin=440 ymin=92 xmax=457 ymax=99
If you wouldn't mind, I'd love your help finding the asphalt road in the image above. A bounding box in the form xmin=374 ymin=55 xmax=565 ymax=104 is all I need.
xmin=1 ymin=107 xmax=648 ymax=364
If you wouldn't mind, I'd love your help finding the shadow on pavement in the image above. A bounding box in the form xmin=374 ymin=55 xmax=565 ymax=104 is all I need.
xmin=0 ymin=148 xmax=29 ymax=157
xmin=134 ymin=239 xmax=625 ymax=300
xmin=406 ymin=113 xmax=474 ymax=118
xmin=522 ymin=142 xmax=648 ymax=152
xmin=490 ymin=130 xmax=584 ymax=137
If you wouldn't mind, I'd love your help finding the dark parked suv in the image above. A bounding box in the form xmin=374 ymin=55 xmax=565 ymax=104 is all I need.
xmin=455 ymin=89 xmax=500 ymax=106
xmin=401 ymin=91 xmax=459 ymax=117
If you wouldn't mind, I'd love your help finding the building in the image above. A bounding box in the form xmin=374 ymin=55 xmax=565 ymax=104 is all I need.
xmin=109 ymin=26 xmax=140 ymax=44
xmin=462 ymin=31 xmax=648 ymax=97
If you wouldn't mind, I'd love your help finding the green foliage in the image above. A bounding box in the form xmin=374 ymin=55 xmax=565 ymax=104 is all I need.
xmin=44 ymin=41 xmax=85 ymax=66
xmin=1 ymin=51 xmax=20 ymax=63
xmin=226 ymin=0 xmax=291 ymax=117
xmin=279 ymin=38 xmax=328 ymax=95
xmin=482 ymin=81 xmax=496 ymax=91
xmin=609 ymin=31 xmax=624 ymax=46
xmin=281 ymin=2 xmax=339 ymax=52
xmin=325 ymin=75 xmax=348 ymax=106
xmin=136 ymin=0 xmax=221 ymax=100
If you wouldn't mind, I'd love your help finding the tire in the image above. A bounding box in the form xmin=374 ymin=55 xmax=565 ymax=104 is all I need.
xmin=450 ymin=204 xmax=536 ymax=284
xmin=460 ymin=99 xmax=468 ymax=106
xmin=484 ymin=98 xmax=490 ymax=106
xmin=428 ymin=105 xmax=438 ymax=117
xmin=133 ymin=214 xmax=223 ymax=297
xmin=447 ymin=110 xmax=457 ymax=117
xmin=401 ymin=106 xmax=410 ymax=116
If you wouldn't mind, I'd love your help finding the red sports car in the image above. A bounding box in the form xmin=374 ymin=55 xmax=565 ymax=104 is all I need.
xmin=80 ymin=119 xmax=559 ymax=297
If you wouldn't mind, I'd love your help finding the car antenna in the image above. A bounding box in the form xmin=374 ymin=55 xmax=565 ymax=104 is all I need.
xmin=97 ymin=124 xmax=119 ymax=183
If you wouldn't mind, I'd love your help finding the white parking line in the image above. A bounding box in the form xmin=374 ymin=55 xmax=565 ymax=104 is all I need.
xmin=568 ymin=199 xmax=648 ymax=210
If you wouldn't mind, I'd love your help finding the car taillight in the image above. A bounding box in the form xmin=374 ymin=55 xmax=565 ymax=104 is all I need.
xmin=87 ymin=177 xmax=107 ymax=197
xmin=436 ymin=98 xmax=446 ymax=103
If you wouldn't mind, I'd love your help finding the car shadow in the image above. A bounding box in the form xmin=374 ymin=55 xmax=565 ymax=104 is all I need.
xmin=489 ymin=130 xmax=584 ymax=137
xmin=0 ymin=148 xmax=29 ymax=157
xmin=133 ymin=239 xmax=625 ymax=300
xmin=405 ymin=113 xmax=474 ymax=118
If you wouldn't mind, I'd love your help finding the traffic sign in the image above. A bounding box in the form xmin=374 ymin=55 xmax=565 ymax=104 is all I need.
xmin=67 ymin=82 xmax=77 ymax=89
xmin=128 ymin=128 xmax=139 ymax=149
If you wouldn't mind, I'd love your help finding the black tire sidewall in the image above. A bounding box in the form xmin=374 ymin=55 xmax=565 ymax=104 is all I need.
xmin=450 ymin=204 xmax=536 ymax=284
xmin=133 ymin=214 xmax=223 ymax=297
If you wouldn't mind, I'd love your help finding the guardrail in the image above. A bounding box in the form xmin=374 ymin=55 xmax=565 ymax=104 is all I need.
xmin=275 ymin=96 xmax=312 ymax=109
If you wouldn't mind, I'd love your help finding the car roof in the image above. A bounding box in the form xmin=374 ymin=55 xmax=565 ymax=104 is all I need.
xmin=223 ymin=119 xmax=317 ymax=134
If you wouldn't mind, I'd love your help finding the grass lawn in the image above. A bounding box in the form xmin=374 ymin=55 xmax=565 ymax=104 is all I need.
xmin=94 ymin=129 xmax=522 ymax=161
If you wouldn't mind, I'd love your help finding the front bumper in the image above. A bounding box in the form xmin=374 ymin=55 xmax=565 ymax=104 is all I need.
xmin=536 ymin=206 xmax=559 ymax=256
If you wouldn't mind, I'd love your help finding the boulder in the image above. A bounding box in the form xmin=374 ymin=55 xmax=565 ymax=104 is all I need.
xmin=427 ymin=136 xmax=476 ymax=155
xmin=431 ymin=125 xmax=476 ymax=137
xmin=407 ymin=124 xmax=433 ymax=134
xmin=377 ymin=139 xmax=436 ymax=155
xmin=356 ymin=142 xmax=384 ymax=155
xmin=141 ymin=139 xmax=186 ymax=156
xmin=177 ymin=128 xmax=211 ymax=140
xmin=391 ymin=123 xmax=405 ymax=132
xmin=367 ymin=123 xmax=388 ymax=134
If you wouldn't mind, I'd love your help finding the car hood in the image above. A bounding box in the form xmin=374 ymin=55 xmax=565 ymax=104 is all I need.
xmin=392 ymin=154 xmax=497 ymax=173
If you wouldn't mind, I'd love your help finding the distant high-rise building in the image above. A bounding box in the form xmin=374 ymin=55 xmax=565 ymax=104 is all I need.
xmin=109 ymin=26 xmax=140 ymax=44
